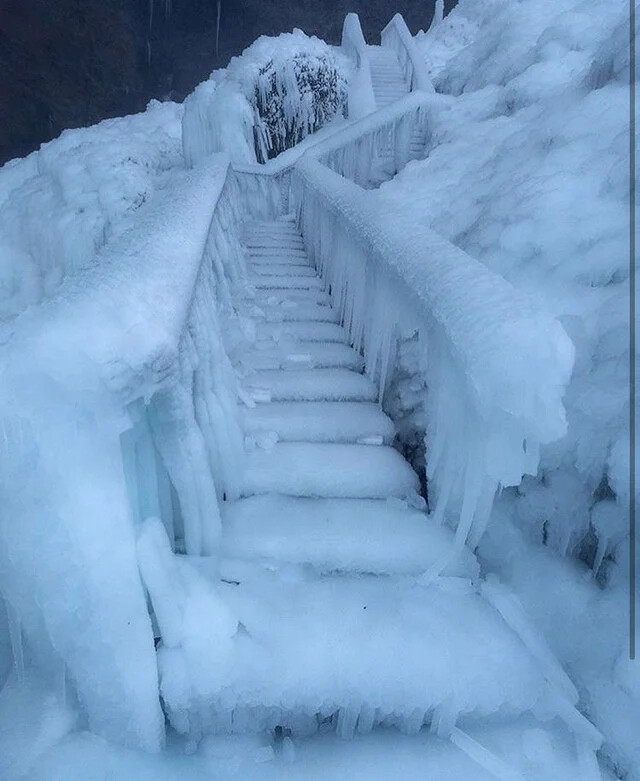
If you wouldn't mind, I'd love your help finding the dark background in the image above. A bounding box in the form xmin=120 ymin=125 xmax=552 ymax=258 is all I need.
xmin=0 ymin=0 xmax=455 ymax=165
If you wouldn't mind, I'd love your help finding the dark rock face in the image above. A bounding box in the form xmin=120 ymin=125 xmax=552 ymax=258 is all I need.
xmin=0 ymin=0 xmax=455 ymax=165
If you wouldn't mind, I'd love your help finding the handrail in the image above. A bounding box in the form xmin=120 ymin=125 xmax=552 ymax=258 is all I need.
xmin=292 ymin=154 xmax=573 ymax=554
xmin=341 ymin=13 xmax=376 ymax=119
xmin=233 ymin=91 xmax=436 ymax=217
xmin=381 ymin=13 xmax=434 ymax=93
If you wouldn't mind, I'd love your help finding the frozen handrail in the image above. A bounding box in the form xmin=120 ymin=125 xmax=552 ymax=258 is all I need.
xmin=293 ymin=156 xmax=574 ymax=549
xmin=341 ymin=13 xmax=376 ymax=119
xmin=233 ymin=91 xmax=435 ymax=216
xmin=381 ymin=13 xmax=434 ymax=93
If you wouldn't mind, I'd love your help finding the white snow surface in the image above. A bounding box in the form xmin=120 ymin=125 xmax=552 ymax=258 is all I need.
xmin=0 ymin=100 xmax=183 ymax=320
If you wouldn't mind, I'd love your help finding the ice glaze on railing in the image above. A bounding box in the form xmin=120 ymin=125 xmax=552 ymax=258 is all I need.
xmin=234 ymin=92 xmax=434 ymax=217
xmin=381 ymin=13 xmax=434 ymax=93
xmin=293 ymin=156 xmax=574 ymax=556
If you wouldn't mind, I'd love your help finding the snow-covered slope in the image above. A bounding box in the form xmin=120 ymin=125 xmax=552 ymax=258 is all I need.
xmin=0 ymin=100 xmax=183 ymax=321
xmin=375 ymin=0 xmax=634 ymax=775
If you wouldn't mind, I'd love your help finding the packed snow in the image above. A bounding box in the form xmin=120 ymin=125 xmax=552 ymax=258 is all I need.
xmin=0 ymin=100 xmax=183 ymax=321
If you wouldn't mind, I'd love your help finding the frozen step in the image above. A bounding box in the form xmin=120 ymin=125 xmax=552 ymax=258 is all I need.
xmin=248 ymin=254 xmax=312 ymax=268
xmin=256 ymin=302 xmax=340 ymax=323
xmin=249 ymin=274 xmax=324 ymax=290
xmin=374 ymin=89 xmax=407 ymax=96
xmin=244 ymin=368 xmax=377 ymax=402
xmin=254 ymin=289 xmax=331 ymax=306
xmin=244 ymin=341 xmax=363 ymax=371
xmin=245 ymin=237 xmax=305 ymax=250
xmin=240 ymin=442 xmax=419 ymax=499
xmin=256 ymin=320 xmax=346 ymax=342
xmin=248 ymin=247 xmax=307 ymax=258
xmin=221 ymin=495 xmax=478 ymax=577
xmin=250 ymin=264 xmax=316 ymax=277
xmin=162 ymin=558 xmax=556 ymax=739
xmin=242 ymin=401 xmax=395 ymax=444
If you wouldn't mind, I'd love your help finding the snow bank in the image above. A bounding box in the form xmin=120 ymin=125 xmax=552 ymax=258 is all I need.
xmin=0 ymin=155 xmax=247 ymax=751
xmin=0 ymin=100 xmax=183 ymax=321
xmin=182 ymin=30 xmax=348 ymax=167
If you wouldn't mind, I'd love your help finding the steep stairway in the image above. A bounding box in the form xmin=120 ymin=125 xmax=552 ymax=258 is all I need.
xmin=367 ymin=45 xmax=410 ymax=108
xmin=364 ymin=45 xmax=427 ymax=186
xmin=141 ymin=218 xmax=600 ymax=779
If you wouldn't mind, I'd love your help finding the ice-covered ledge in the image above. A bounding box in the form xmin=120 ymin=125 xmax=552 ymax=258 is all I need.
xmin=0 ymin=155 xmax=246 ymax=751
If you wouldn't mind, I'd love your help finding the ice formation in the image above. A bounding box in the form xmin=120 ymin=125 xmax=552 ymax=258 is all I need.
xmin=182 ymin=30 xmax=348 ymax=167
xmin=0 ymin=1 xmax=633 ymax=779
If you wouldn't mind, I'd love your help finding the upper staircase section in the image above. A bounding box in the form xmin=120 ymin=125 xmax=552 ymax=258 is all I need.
xmin=367 ymin=45 xmax=410 ymax=108
xmin=341 ymin=12 xmax=434 ymax=118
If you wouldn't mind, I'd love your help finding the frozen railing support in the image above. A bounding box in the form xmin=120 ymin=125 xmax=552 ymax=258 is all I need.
xmin=292 ymin=156 xmax=574 ymax=553
xmin=0 ymin=155 xmax=247 ymax=751
xmin=341 ymin=13 xmax=376 ymax=119
xmin=381 ymin=13 xmax=434 ymax=93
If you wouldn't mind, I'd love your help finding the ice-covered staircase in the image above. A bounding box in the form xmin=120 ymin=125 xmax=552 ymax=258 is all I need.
xmin=138 ymin=218 xmax=601 ymax=778
xmin=368 ymin=45 xmax=409 ymax=108
xmin=363 ymin=45 xmax=426 ymax=186
xmin=236 ymin=216 xmax=426 ymax=514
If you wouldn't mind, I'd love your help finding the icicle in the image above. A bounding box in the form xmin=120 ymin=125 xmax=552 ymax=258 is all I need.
xmin=449 ymin=727 xmax=526 ymax=781
xmin=215 ymin=1 xmax=222 ymax=56
xmin=6 ymin=601 xmax=24 ymax=682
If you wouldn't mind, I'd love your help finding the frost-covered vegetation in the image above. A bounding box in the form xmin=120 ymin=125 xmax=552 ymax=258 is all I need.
xmin=182 ymin=30 xmax=348 ymax=166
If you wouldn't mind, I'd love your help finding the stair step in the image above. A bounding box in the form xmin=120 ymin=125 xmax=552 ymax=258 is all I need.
xmin=256 ymin=320 xmax=346 ymax=342
xmin=245 ymin=238 xmax=305 ymax=250
xmin=161 ymin=558 xmax=554 ymax=738
xmin=242 ymin=401 xmax=395 ymax=444
xmin=254 ymin=289 xmax=331 ymax=306
xmin=248 ymin=247 xmax=308 ymax=258
xmin=240 ymin=442 xmax=419 ymax=499
xmin=244 ymin=368 xmax=377 ymax=402
xmin=250 ymin=264 xmax=316 ymax=277
xmin=255 ymin=302 xmax=340 ymax=323
xmin=249 ymin=274 xmax=324 ymax=290
xmin=244 ymin=342 xmax=363 ymax=371
xmin=248 ymin=254 xmax=311 ymax=268
xmin=221 ymin=495 xmax=479 ymax=577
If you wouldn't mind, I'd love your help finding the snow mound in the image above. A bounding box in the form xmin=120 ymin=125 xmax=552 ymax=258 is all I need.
xmin=0 ymin=100 xmax=183 ymax=321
